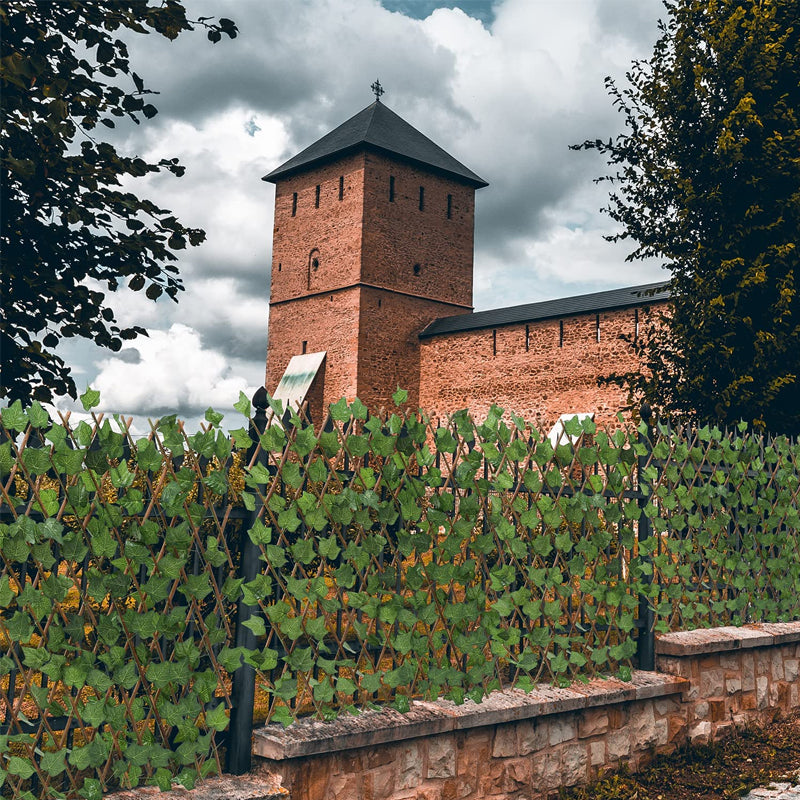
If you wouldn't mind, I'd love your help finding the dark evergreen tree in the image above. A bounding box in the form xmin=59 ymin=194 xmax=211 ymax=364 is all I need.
xmin=1 ymin=1 xmax=237 ymax=404
xmin=574 ymin=0 xmax=800 ymax=433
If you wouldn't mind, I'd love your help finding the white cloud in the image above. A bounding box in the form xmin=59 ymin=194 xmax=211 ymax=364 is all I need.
xmin=57 ymin=0 xmax=668 ymax=418
xmin=92 ymin=323 xmax=259 ymax=420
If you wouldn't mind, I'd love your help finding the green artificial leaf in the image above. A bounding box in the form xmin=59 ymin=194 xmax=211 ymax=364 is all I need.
xmin=0 ymin=576 xmax=15 ymax=608
xmin=0 ymin=441 xmax=13 ymax=476
xmin=204 ymin=407 xmax=224 ymax=426
xmin=204 ymin=469 xmax=228 ymax=495
xmin=79 ymin=778 xmax=103 ymax=800
xmin=1 ymin=400 xmax=27 ymax=432
xmin=230 ymin=427 xmax=253 ymax=450
xmin=329 ymin=397 xmax=350 ymax=422
xmin=392 ymin=386 xmax=408 ymax=406
xmin=40 ymin=750 xmax=66 ymax=777
xmin=242 ymin=616 xmax=266 ymax=637
xmin=233 ymin=391 xmax=251 ymax=418
xmin=7 ymin=756 xmax=35 ymax=779
xmin=26 ymin=401 xmax=50 ymax=428
xmin=6 ymin=611 xmax=33 ymax=643
xmin=204 ymin=703 xmax=230 ymax=732
xmin=80 ymin=387 xmax=100 ymax=411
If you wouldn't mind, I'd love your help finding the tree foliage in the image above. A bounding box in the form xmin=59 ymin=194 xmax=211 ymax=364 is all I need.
xmin=0 ymin=1 xmax=237 ymax=405
xmin=575 ymin=0 xmax=800 ymax=434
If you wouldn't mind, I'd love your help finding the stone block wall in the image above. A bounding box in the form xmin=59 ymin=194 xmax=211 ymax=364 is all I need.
xmin=253 ymin=622 xmax=800 ymax=800
xmin=656 ymin=623 xmax=800 ymax=746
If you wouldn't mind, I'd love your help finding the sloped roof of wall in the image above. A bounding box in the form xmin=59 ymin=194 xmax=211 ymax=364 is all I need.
xmin=262 ymin=101 xmax=488 ymax=188
xmin=419 ymin=282 xmax=671 ymax=338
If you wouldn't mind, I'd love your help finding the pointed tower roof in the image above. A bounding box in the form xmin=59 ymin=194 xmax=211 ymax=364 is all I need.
xmin=263 ymin=100 xmax=488 ymax=188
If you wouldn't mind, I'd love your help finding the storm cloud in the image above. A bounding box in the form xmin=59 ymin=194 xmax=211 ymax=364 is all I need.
xmin=54 ymin=0 xmax=665 ymax=425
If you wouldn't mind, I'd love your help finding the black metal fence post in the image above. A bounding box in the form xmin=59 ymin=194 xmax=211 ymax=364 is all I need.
xmin=636 ymin=403 xmax=656 ymax=671
xmin=226 ymin=387 xmax=269 ymax=775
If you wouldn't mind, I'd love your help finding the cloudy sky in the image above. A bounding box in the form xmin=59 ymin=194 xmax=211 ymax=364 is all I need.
xmin=56 ymin=0 xmax=667 ymax=427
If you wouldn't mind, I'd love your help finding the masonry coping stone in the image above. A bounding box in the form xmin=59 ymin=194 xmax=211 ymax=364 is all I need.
xmin=104 ymin=774 xmax=287 ymax=800
xmin=656 ymin=622 xmax=800 ymax=657
xmin=252 ymin=671 xmax=688 ymax=761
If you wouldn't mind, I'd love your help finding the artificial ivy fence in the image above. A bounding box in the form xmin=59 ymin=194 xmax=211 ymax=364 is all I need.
xmin=0 ymin=388 xmax=799 ymax=799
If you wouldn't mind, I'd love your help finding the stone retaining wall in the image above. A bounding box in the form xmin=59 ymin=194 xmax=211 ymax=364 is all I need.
xmin=252 ymin=622 xmax=800 ymax=800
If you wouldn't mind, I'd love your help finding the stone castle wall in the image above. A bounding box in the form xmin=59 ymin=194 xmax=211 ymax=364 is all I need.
xmin=419 ymin=302 xmax=666 ymax=429
xmin=265 ymin=127 xmax=663 ymax=426
xmin=253 ymin=622 xmax=800 ymax=800
xmin=266 ymin=152 xmax=476 ymax=413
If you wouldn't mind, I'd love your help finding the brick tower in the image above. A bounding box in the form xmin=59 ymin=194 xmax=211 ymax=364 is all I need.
xmin=263 ymin=92 xmax=487 ymax=419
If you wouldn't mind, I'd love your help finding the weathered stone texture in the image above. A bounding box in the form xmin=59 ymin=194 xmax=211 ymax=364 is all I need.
xmin=249 ymin=623 xmax=800 ymax=800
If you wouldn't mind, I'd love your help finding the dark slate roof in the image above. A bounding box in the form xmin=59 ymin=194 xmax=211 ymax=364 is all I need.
xmin=263 ymin=101 xmax=488 ymax=188
xmin=419 ymin=281 xmax=670 ymax=338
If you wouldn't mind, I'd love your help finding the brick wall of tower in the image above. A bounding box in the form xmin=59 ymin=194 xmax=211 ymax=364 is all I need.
xmin=418 ymin=303 xmax=667 ymax=429
xmin=360 ymin=153 xmax=475 ymax=308
xmin=268 ymin=152 xmax=366 ymax=304
xmin=265 ymin=288 xmax=361 ymax=419
xmin=355 ymin=286 xmax=470 ymax=412
xmin=266 ymin=151 xmax=367 ymax=410
xmin=347 ymin=154 xmax=476 ymax=410
xmin=266 ymin=149 xmax=478 ymax=419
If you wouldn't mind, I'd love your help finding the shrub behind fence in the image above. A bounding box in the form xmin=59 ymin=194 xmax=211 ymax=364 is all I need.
xmin=1 ymin=392 xmax=799 ymax=799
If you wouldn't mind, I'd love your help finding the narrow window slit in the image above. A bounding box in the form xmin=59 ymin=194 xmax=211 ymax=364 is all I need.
xmin=315 ymin=185 xmax=320 ymax=208
xmin=338 ymin=175 xmax=344 ymax=200
xmin=559 ymin=320 xmax=564 ymax=347
xmin=291 ymin=192 xmax=297 ymax=216
xmin=389 ymin=176 xmax=395 ymax=202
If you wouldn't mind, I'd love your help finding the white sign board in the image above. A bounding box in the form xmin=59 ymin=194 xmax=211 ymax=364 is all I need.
xmin=272 ymin=351 xmax=326 ymax=414
xmin=547 ymin=412 xmax=595 ymax=448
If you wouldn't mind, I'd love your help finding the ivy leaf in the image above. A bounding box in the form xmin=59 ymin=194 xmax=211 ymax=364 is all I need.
xmin=0 ymin=441 xmax=13 ymax=476
xmin=6 ymin=611 xmax=34 ymax=642
xmin=79 ymin=777 xmax=103 ymax=800
xmin=1 ymin=400 xmax=27 ymax=432
xmin=204 ymin=407 xmax=224 ymax=426
xmin=6 ymin=756 xmax=35 ymax=778
xmin=80 ymin=387 xmax=101 ymax=411
xmin=0 ymin=576 xmax=15 ymax=608
xmin=204 ymin=703 xmax=229 ymax=732
xmin=26 ymin=401 xmax=50 ymax=428
xmin=40 ymin=749 xmax=66 ymax=777
xmin=329 ymin=397 xmax=350 ymax=422
xmin=392 ymin=386 xmax=408 ymax=406
xmin=242 ymin=616 xmax=266 ymax=637
xmin=233 ymin=391 xmax=251 ymax=418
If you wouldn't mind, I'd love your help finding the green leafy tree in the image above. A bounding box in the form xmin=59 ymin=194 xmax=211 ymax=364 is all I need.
xmin=0 ymin=1 xmax=237 ymax=405
xmin=574 ymin=0 xmax=800 ymax=433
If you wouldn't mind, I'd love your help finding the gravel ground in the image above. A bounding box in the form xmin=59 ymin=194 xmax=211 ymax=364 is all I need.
xmin=743 ymin=781 xmax=800 ymax=799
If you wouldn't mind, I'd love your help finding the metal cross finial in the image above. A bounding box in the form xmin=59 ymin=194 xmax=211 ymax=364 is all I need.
xmin=371 ymin=79 xmax=385 ymax=101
